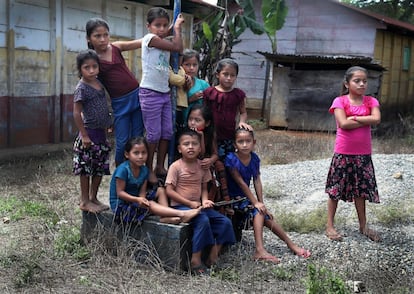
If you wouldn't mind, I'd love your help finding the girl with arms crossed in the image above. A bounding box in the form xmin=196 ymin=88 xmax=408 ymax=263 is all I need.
xmin=325 ymin=66 xmax=381 ymax=242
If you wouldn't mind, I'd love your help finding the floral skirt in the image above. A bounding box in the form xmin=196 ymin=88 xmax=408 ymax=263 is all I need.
xmin=325 ymin=153 xmax=379 ymax=203
xmin=72 ymin=135 xmax=111 ymax=176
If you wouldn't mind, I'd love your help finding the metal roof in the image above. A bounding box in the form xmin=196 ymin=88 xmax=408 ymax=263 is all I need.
xmin=258 ymin=52 xmax=386 ymax=71
xmin=333 ymin=0 xmax=414 ymax=35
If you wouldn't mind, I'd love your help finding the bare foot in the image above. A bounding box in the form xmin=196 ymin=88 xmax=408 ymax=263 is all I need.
xmin=253 ymin=254 xmax=280 ymax=264
xmin=253 ymin=249 xmax=280 ymax=264
xmin=325 ymin=228 xmax=343 ymax=241
xmin=181 ymin=208 xmax=201 ymax=223
xmin=360 ymin=227 xmax=380 ymax=242
xmin=79 ymin=201 xmax=101 ymax=213
xmin=289 ymin=244 xmax=311 ymax=258
xmin=160 ymin=217 xmax=181 ymax=224
xmin=91 ymin=199 xmax=110 ymax=212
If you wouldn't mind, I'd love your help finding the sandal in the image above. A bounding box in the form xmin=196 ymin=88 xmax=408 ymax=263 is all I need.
xmin=190 ymin=264 xmax=210 ymax=276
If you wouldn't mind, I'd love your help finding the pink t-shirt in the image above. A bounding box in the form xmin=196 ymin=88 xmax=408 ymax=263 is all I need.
xmin=165 ymin=159 xmax=212 ymax=207
xmin=329 ymin=95 xmax=380 ymax=155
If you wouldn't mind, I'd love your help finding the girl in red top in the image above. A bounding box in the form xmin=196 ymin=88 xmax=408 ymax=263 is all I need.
xmin=203 ymin=58 xmax=253 ymax=161
xmin=86 ymin=18 xmax=144 ymax=166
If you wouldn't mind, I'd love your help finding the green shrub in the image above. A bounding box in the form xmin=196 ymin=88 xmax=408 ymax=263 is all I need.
xmin=54 ymin=225 xmax=90 ymax=261
xmin=272 ymin=266 xmax=296 ymax=281
xmin=213 ymin=266 xmax=240 ymax=282
xmin=304 ymin=264 xmax=350 ymax=294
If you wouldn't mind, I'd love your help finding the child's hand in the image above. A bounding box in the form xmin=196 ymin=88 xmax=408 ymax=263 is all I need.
xmin=81 ymin=136 xmax=92 ymax=149
xmin=174 ymin=14 xmax=185 ymax=28
xmin=188 ymin=200 xmax=201 ymax=209
xmin=238 ymin=122 xmax=253 ymax=131
xmin=189 ymin=91 xmax=203 ymax=103
xmin=137 ymin=197 xmax=150 ymax=209
xmin=202 ymin=199 xmax=214 ymax=209
xmin=254 ymin=202 xmax=267 ymax=215
xmin=200 ymin=158 xmax=213 ymax=170
xmin=184 ymin=74 xmax=192 ymax=90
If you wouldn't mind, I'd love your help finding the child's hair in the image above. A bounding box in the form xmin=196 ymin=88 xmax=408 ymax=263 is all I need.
xmin=85 ymin=18 xmax=110 ymax=49
xmin=177 ymin=127 xmax=201 ymax=144
xmin=182 ymin=49 xmax=200 ymax=63
xmin=188 ymin=104 xmax=214 ymax=155
xmin=235 ymin=127 xmax=254 ymax=140
xmin=341 ymin=66 xmax=368 ymax=95
xmin=124 ymin=137 xmax=149 ymax=153
xmin=146 ymin=7 xmax=170 ymax=24
xmin=215 ymin=58 xmax=239 ymax=75
xmin=76 ymin=49 xmax=99 ymax=78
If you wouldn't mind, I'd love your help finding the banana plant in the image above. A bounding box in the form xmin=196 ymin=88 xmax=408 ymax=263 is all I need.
xmin=193 ymin=0 xmax=287 ymax=83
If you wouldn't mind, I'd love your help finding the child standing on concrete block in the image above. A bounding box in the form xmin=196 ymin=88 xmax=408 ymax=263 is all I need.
xmin=109 ymin=137 xmax=200 ymax=224
xmin=165 ymin=129 xmax=236 ymax=275
xmin=139 ymin=7 xmax=184 ymax=184
xmin=73 ymin=49 xmax=112 ymax=213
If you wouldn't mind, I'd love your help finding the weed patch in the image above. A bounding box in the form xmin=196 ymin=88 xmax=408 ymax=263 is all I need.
xmin=371 ymin=199 xmax=414 ymax=225
xmin=54 ymin=225 xmax=90 ymax=261
xmin=303 ymin=263 xmax=350 ymax=294
xmin=0 ymin=196 xmax=59 ymax=224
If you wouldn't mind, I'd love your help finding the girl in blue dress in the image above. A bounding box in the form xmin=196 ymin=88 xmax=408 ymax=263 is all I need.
xmin=109 ymin=137 xmax=200 ymax=223
xmin=225 ymin=128 xmax=311 ymax=263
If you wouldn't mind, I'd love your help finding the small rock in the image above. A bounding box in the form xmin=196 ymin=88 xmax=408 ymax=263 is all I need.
xmin=393 ymin=172 xmax=403 ymax=179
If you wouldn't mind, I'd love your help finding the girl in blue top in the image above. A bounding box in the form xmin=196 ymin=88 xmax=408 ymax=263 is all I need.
xmin=180 ymin=49 xmax=210 ymax=126
xmin=109 ymin=137 xmax=200 ymax=223
xmin=225 ymin=128 xmax=311 ymax=263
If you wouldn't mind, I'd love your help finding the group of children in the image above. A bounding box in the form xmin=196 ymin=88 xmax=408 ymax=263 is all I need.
xmin=73 ymin=7 xmax=381 ymax=276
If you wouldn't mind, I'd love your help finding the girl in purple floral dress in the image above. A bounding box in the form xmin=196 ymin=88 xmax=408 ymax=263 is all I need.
xmin=73 ymin=49 xmax=112 ymax=213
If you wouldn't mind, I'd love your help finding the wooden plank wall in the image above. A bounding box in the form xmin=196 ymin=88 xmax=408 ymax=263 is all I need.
xmin=375 ymin=30 xmax=414 ymax=118
xmin=268 ymin=67 xmax=382 ymax=131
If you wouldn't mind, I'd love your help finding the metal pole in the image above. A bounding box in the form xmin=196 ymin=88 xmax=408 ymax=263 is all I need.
xmin=168 ymin=0 xmax=181 ymax=165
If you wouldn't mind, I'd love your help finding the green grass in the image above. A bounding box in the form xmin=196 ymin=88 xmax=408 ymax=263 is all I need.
xmin=0 ymin=196 xmax=59 ymax=224
xmin=371 ymin=199 xmax=414 ymax=225
xmin=273 ymin=206 xmax=331 ymax=233
xmin=303 ymin=263 xmax=351 ymax=294
xmin=54 ymin=224 xmax=90 ymax=261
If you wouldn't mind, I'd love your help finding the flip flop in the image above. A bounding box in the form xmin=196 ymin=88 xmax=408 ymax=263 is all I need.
xmin=325 ymin=230 xmax=343 ymax=241
xmin=295 ymin=248 xmax=311 ymax=259
xmin=360 ymin=228 xmax=380 ymax=242
xmin=254 ymin=255 xmax=280 ymax=264
xmin=190 ymin=264 xmax=210 ymax=276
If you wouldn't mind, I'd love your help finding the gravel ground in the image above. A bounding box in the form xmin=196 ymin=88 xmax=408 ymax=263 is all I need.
xmin=212 ymin=154 xmax=414 ymax=293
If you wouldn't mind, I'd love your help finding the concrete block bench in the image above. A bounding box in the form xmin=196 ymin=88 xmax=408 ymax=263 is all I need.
xmin=80 ymin=211 xmax=192 ymax=272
